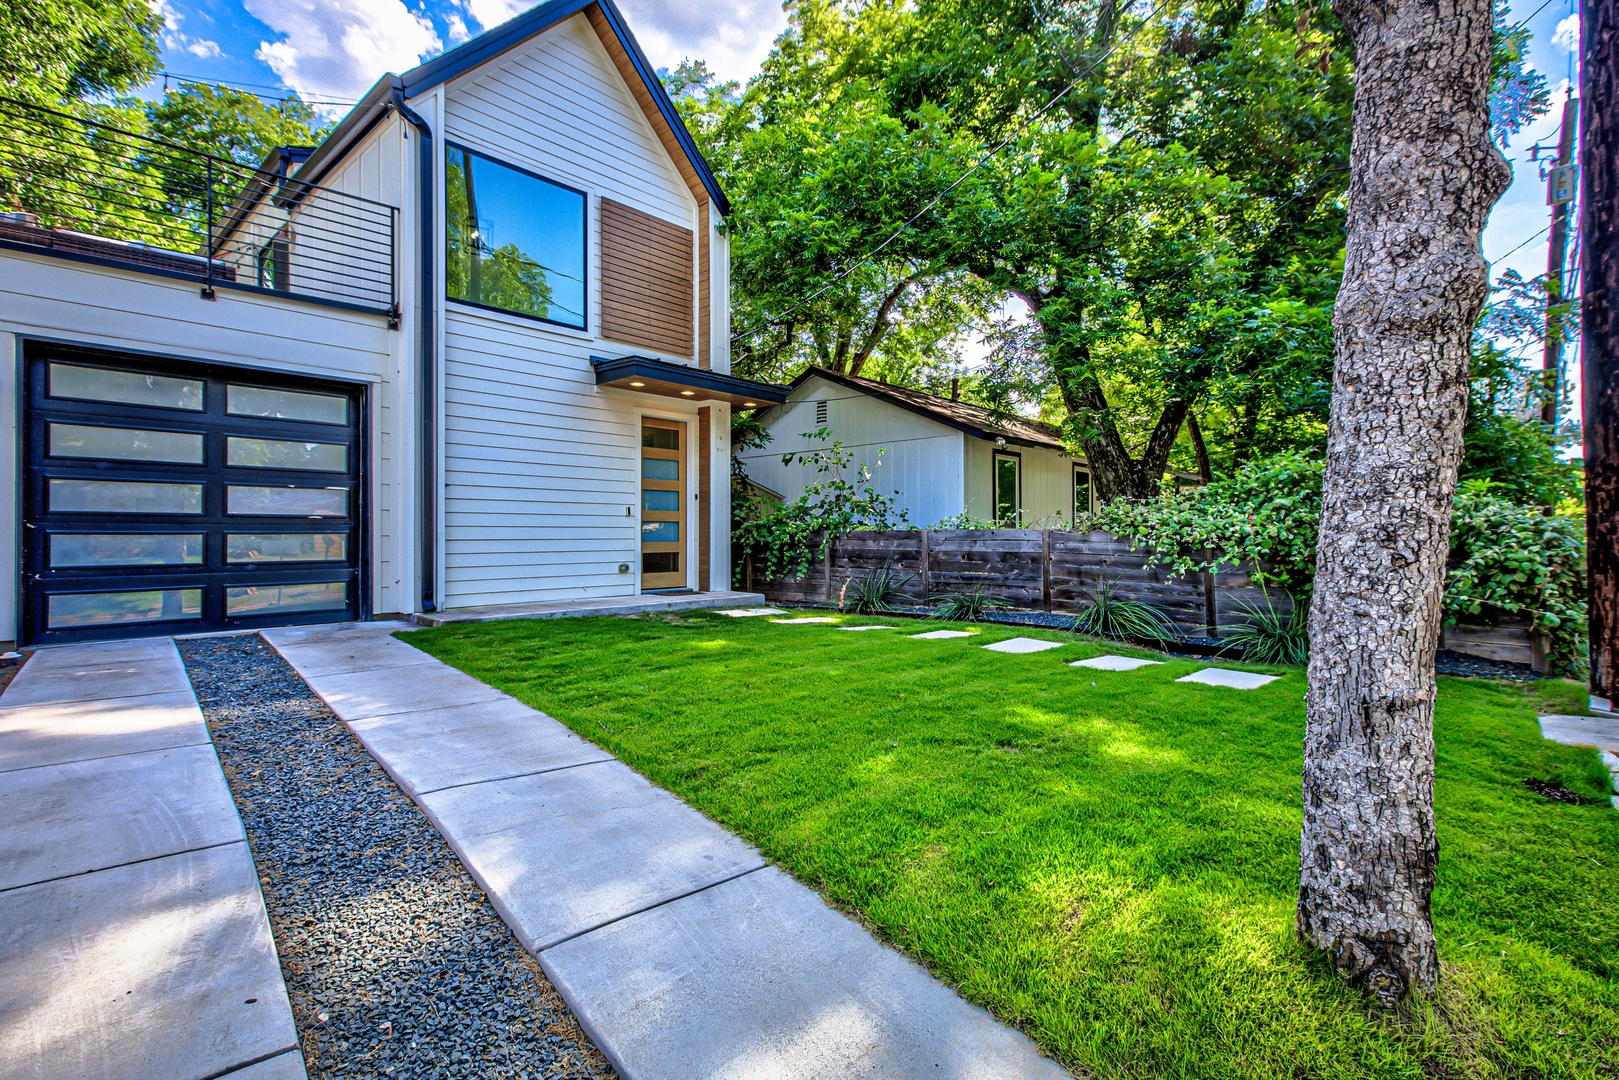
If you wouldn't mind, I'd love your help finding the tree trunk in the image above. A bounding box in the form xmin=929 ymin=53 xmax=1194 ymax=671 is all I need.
xmin=1298 ymin=0 xmax=1508 ymax=1006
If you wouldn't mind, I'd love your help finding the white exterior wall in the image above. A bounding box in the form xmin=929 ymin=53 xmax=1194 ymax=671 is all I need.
xmin=432 ymin=12 xmax=725 ymax=608
xmin=0 ymin=248 xmax=398 ymax=642
xmin=739 ymin=375 xmax=967 ymax=528
xmin=963 ymin=437 xmax=1083 ymax=525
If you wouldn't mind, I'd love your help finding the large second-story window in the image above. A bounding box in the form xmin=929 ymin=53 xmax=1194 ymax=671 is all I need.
xmin=445 ymin=144 xmax=586 ymax=328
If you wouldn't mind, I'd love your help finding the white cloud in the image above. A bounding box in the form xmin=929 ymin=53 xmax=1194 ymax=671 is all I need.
xmin=457 ymin=0 xmax=786 ymax=86
xmin=1552 ymin=14 xmax=1579 ymax=53
xmin=446 ymin=13 xmax=472 ymax=43
xmin=150 ymin=0 xmax=228 ymax=62
xmin=185 ymin=39 xmax=222 ymax=58
xmin=246 ymin=0 xmax=442 ymax=110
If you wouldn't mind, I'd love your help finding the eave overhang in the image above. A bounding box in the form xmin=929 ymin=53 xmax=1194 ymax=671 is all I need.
xmin=592 ymin=355 xmax=788 ymax=409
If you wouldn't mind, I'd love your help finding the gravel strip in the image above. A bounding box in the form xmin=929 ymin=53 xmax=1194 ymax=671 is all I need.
xmin=178 ymin=633 xmax=615 ymax=1080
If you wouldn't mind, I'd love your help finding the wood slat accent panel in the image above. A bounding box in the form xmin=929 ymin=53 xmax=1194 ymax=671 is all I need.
xmin=600 ymin=197 xmax=695 ymax=357
xmin=698 ymin=201 xmax=711 ymax=369
xmin=699 ymin=406 xmax=712 ymax=590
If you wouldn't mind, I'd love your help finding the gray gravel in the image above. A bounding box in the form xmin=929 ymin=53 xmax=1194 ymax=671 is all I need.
xmin=178 ymin=633 xmax=615 ymax=1080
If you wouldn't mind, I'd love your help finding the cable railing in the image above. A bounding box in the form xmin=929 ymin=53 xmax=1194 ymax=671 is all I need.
xmin=0 ymin=96 xmax=398 ymax=317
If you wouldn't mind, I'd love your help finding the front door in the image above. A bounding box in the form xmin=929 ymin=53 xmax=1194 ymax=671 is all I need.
xmin=640 ymin=418 xmax=687 ymax=591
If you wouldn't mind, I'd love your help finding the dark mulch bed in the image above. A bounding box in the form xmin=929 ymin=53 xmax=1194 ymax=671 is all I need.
xmin=179 ymin=633 xmax=614 ymax=1080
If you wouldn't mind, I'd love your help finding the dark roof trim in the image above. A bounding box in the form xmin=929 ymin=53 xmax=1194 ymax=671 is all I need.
xmin=592 ymin=354 xmax=789 ymax=405
xmin=397 ymin=0 xmax=730 ymax=216
xmin=788 ymin=367 xmax=1068 ymax=452
xmin=292 ymin=75 xmax=398 ymax=189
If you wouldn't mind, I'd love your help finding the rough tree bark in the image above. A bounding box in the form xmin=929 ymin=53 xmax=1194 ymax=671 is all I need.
xmin=1298 ymin=0 xmax=1509 ymax=1005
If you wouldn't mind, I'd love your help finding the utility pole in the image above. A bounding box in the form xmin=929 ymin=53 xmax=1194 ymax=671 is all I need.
xmin=1583 ymin=0 xmax=1619 ymax=708
xmin=1544 ymin=93 xmax=1579 ymax=425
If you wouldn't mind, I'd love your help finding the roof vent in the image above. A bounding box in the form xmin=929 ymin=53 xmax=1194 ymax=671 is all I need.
xmin=815 ymin=400 xmax=828 ymax=425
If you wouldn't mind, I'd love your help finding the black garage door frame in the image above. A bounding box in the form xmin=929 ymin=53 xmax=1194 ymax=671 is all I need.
xmin=18 ymin=339 xmax=371 ymax=647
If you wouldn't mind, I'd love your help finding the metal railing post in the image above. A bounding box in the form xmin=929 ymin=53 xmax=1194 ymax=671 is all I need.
xmin=201 ymin=157 xmax=216 ymax=300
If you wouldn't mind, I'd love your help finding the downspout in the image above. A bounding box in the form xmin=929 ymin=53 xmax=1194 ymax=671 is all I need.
xmin=392 ymin=86 xmax=437 ymax=613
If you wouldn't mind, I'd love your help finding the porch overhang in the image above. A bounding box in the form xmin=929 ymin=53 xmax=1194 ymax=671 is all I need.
xmin=591 ymin=355 xmax=788 ymax=409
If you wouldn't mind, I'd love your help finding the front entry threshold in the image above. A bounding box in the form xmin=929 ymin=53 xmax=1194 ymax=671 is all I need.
xmin=412 ymin=591 xmax=766 ymax=627
xmin=642 ymin=587 xmax=695 ymax=596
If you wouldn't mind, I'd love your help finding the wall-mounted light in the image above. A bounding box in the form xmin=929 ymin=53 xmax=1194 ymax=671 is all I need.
xmin=995 ymin=437 xmax=1008 ymax=449
xmin=629 ymin=381 xmax=646 ymax=387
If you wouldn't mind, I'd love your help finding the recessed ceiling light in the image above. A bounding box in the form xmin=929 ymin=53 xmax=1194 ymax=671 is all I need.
xmin=629 ymin=381 xmax=645 ymax=387
xmin=743 ymin=402 xmax=757 ymax=407
xmin=680 ymin=390 xmax=695 ymax=396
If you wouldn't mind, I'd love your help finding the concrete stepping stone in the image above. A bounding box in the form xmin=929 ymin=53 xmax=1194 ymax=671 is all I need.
xmin=911 ymin=629 xmax=976 ymax=640
xmin=0 ymin=743 xmax=244 ymax=892
xmin=1538 ymin=714 xmax=1619 ymax=810
xmin=715 ymin=607 xmax=787 ymax=617
xmin=839 ymin=625 xmax=896 ymax=631
xmin=418 ymin=760 xmax=766 ymax=952
xmin=769 ymin=617 xmax=839 ymax=624
xmin=1071 ymin=655 xmax=1163 ymax=671
xmin=0 ymin=845 xmax=301 ymax=1080
xmin=348 ymin=697 xmax=614 ymax=797
xmin=0 ymin=691 xmax=207 ymax=774
xmin=542 ymin=865 xmax=1069 ymax=1080
xmin=982 ymin=637 xmax=1063 ymax=654
xmin=1176 ymin=668 xmax=1279 ymax=690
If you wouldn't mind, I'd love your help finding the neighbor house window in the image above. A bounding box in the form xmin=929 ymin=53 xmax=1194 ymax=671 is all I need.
xmin=993 ymin=451 xmax=1021 ymax=523
xmin=445 ymin=144 xmax=586 ymax=328
xmin=257 ymin=227 xmax=289 ymax=291
xmin=1074 ymin=465 xmax=1092 ymax=520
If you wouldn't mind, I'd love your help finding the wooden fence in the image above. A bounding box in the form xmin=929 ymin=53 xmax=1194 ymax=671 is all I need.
xmin=744 ymin=529 xmax=1292 ymax=639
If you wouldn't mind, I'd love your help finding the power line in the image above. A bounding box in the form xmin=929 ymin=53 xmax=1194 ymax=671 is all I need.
xmin=156 ymin=70 xmax=363 ymax=109
xmin=1492 ymin=223 xmax=1553 ymax=265
xmin=731 ymin=0 xmax=1179 ymax=345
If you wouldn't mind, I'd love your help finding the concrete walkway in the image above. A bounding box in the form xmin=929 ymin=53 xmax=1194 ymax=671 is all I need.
xmin=264 ymin=621 xmax=1071 ymax=1080
xmin=1538 ymin=713 xmax=1619 ymax=809
xmin=0 ymin=638 xmax=304 ymax=1080
xmin=413 ymin=589 xmax=768 ymax=626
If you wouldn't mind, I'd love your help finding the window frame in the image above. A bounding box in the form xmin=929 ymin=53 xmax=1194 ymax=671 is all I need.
xmin=992 ymin=449 xmax=1022 ymax=524
xmin=1073 ymin=464 xmax=1094 ymax=521
xmin=443 ymin=140 xmax=590 ymax=332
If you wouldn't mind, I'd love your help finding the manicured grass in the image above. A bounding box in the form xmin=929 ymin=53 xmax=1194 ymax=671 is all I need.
xmin=406 ymin=613 xmax=1619 ymax=1079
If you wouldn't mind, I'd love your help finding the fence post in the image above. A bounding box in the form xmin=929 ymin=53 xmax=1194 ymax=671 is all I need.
xmin=919 ymin=529 xmax=931 ymax=600
xmin=824 ymin=535 xmax=835 ymax=604
xmin=1041 ymin=530 xmax=1052 ymax=611
xmin=1202 ymin=547 xmax=1218 ymax=637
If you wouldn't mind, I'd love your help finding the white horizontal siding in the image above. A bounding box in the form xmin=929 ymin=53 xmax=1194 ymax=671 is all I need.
xmin=963 ymin=438 xmax=1081 ymax=525
xmin=0 ymin=248 xmax=397 ymax=641
xmin=434 ymin=13 xmax=711 ymax=608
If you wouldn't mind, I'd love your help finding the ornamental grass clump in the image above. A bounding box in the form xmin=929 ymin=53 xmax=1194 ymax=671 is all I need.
xmin=1224 ymin=594 xmax=1309 ymax=665
xmin=927 ymin=584 xmax=1014 ymax=621
xmin=1070 ymin=577 xmax=1177 ymax=641
xmin=839 ymin=562 xmax=915 ymax=613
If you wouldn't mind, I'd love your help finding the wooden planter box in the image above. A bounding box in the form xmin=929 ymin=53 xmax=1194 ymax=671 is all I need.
xmin=1440 ymin=619 xmax=1549 ymax=673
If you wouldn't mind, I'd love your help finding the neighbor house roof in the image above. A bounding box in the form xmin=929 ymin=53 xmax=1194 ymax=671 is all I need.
xmin=294 ymin=0 xmax=729 ymax=215
xmin=791 ymin=367 xmax=1070 ymax=453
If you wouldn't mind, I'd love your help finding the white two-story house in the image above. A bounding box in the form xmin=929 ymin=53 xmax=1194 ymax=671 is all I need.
xmin=0 ymin=0 xmax=784 ymax=647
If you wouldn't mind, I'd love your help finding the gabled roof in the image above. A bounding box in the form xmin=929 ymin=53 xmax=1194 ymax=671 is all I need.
xmin=293 ymin=0 xmax=730 ymax=215
xmin=791 ymin=367 xmax=1070 ymax=453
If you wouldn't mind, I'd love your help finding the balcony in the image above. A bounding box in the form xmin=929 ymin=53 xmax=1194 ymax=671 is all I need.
xmin=0 ymin=96 xmax=397 ymax=318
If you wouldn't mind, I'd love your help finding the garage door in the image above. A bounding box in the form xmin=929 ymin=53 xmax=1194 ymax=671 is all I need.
xmin=20 ymin=343 xmax=366 ymax=646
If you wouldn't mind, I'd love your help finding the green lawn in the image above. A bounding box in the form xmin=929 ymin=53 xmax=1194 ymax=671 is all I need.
xmin=405 ymin=612 xmax=1619 ymax=1079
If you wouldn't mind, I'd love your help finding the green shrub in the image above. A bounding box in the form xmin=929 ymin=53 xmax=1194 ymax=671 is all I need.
xmin=1070 ymin=577 xmax=1177 ymax=641
xmin=927 ymin=584 xmax=1014 ymax=621
xmin=1224 ymin=595 xmax=1309 ymax=665
xmin=839 ymin=563 xmax=915 ymax=613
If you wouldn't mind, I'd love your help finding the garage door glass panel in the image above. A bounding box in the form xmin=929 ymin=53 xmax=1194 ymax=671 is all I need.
xmin=227 ymin=485 xmax=348 ymax=517
xmin=226 ymin=581 xmax=347 ymax=615
xmin=227 ymin=533 xmax=347 ymax=563
xmin=49 ymin=423 xmax=204 ymax=464
xmin=49 ymin=363 xmax=203 ymax=411
xmin=49 ymin=479 xmax=203 ymax=515
xmin=226 ymin=437 xmax=347 ymax=472
xmin=48 ymin=588 xmax=202 ymax=628
xmin=227 ymin=385 xmax=347 ymax=425
xmin=51 ymin=533 xmax=204 ymax=567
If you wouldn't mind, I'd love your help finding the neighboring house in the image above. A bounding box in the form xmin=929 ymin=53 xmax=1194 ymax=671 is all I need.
xmin=0 ymin=0 xmax=787 ymax=647
xmin=738 ymin=367 xmax=1096 ymax=528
